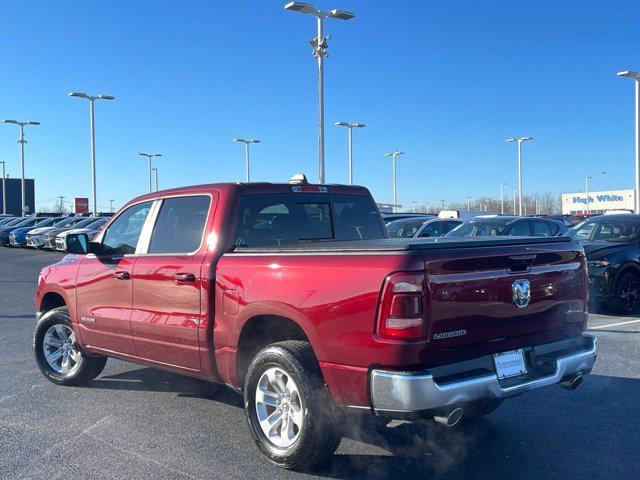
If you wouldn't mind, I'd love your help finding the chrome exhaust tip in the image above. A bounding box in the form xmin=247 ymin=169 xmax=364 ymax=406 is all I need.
xmin=559 ymin=374 xmax=583 ymax=391
xmin=434 ymin=407 xmax=463 ymax=428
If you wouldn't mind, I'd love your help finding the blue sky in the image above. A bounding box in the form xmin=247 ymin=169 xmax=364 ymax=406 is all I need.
xmin=0 ymin=0 xmax=639 ymax=211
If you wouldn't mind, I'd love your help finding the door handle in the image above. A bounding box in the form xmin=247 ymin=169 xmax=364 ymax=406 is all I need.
xmin=114 ymin=271 xmax=130 ymax=280
xmin=175 ymin=272 xmax=196 ymax=283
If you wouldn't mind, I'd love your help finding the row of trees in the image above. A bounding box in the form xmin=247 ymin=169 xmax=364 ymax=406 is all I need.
xmin=412 ymin=192 xmax=561 ymax=215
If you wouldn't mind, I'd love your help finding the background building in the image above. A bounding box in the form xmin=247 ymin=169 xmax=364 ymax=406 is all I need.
xmin=0 ymin=178 xmax=35 ymax=216
xmin=561 ymin=189 xmax=634 ymax=214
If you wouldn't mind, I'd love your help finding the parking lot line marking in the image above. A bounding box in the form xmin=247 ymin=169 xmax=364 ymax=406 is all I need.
xmin=590 ymin=319 xmax=640 ymax=330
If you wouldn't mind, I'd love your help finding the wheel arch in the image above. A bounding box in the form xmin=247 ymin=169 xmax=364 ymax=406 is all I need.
xmin=235 ymin=314 xmax=317 ymax=389
xmin=612 ymin=261 xmax=640 ymax=290
xmin=39 ymin=291 xmax=67 ymax=313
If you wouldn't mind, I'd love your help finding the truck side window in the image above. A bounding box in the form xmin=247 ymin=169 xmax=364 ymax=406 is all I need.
xmin=102 ymin=201 xmax=153 ymax=255
xmin=148 ymin=196 xmax=210 ymax=254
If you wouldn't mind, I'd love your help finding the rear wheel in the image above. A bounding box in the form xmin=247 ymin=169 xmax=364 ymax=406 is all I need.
xmin=33 ymin=307 xmax=107 ymax=385
xmin=243 ymin=341 xmax=341 ymax=469
xmin=608 ymin=271 xmax=640 ymax=315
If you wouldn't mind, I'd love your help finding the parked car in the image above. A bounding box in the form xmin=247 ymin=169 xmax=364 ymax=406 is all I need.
xmin=54 ymin=217 xmax=109 ymax=251
xmin=446 ymin=215 xmax=567 ymax=237
xmin=386 ymin=217 xmax=463 ymax=238
xmin=380 ymin=212 xmax=435 ymax=224
xmin=0 ymin=216 xmax=17 ymax=226
xmin=33 ymin=181 xmax=595 ymax=469
xmin=527 ymin=214 xmax=579 ymax=227
xmin=9 ymin=217 xmax=72 ymax=247
xmin=565 ymin=214 xmax=640 ymax=314
xmin=26 ymin=216 xmax=94 ymax=249
xmin=438 ymin=209 xmax=498 ymax=220
xmin=0 ymin=217 xmax=52 ymax=246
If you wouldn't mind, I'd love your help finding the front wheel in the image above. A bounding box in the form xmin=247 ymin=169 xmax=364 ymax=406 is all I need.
xmin=243 ymin=341 xmax=341 ymax=469
xmin=33 ymin=307 xmax=107 ymax=385
xmin=608 ymin=271 xmax=640 ymax=315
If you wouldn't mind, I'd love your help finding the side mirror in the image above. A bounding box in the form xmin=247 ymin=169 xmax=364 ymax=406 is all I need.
xmin=66 ymin=233 xmax=90 ymax=254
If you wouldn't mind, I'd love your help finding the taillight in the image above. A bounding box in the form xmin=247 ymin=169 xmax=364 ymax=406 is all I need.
xmin=376 ymin=272 xmax=426 ymax=341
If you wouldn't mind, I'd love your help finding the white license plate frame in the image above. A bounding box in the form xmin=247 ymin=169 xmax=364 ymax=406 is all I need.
xmin=493 ymin=349 xmax=527 ymax=379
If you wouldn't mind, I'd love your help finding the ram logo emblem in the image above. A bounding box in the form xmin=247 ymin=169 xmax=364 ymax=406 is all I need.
xmin=512 ymin=279 xmax=531 ymax=308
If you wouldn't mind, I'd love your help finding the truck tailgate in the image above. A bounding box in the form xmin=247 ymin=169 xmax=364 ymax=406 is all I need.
xmin=421 ymin=242 xmax=587 ymax=365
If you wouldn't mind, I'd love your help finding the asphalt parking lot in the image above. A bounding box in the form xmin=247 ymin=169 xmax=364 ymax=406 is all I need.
xmin=1 ymin=247 xmax=639 ymax=480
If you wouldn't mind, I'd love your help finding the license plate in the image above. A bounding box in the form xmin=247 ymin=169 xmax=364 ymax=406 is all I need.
xmin=494 ymin=349 xmax=527 ymax=379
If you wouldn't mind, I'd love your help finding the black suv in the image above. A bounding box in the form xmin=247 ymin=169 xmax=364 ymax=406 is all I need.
xmin=566 ymin=214 xmax=640 ymax=314
xmin=445 ymin=215 xmax=567 ymax=237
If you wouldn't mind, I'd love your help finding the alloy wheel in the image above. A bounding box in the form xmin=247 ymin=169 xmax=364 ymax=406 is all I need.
xmin=255 ymin=367 xmax=304 ymax=448
xmin=620 ymin=276 xmax=639 ymax=312
xmin=42 ymin=324 xmax=81 ymax=375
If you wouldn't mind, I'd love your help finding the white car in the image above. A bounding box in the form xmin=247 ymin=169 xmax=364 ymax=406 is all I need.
xmin=55 ymin=218 xmax=108 ymax=251
xmin=25 ymin=217 xmax=86 ymax=248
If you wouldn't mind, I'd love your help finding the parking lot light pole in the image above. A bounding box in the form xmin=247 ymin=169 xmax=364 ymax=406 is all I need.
xmin=109 ymin=199 xmax=114 ymax=213
xmin=0 ymin=161 xmax=5 ymax=215
xmin=384 ymin=150 xmax=404 ymax=212
xmin=68 ymin=92 xmax=115 ymax=216
xmin=585 ymin=176 xmax=592 ymax=214
xmin=506 ymin=137 xmax=533 ymax=216
xmin=512 ymin=189 xmax=518 ymax=215
xmin=466 ymin=196 xmax=472 ymax=210
xmin=2 ymin=120 xmax=40 ymax=216
xmin=137 ymin=153 xmax=162 ymax=194
xmin=232 ymin=138 xmax=261 ymax=182
xmin=152 ymin=168 xmax=159 ymax=191
xmin=500 ymin=182 xmax=506 ymax=214
xmin=284 ymin=2 xmax=355 ymax=184
xmin=335 ymin=122 xmax=365 ymax=185
xmin=617 ymin=71 xmax=640 ymax=212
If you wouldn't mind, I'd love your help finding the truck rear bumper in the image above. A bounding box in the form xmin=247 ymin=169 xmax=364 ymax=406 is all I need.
xmin=370 ymin=334 xmax=596 ymax=417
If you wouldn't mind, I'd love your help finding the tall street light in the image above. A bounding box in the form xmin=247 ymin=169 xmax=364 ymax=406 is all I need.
xmin=0 ymin=161 xmax=5 ymax=215
xmin=466 ymin=196 xmax=472 ymax=210
xmin=109 ymin=199 xmax=114 ymax=213
xmin=68 ymin=92 xmax=115 ymax=216
xmin=512 ymin=189 xmax=518 ymax=215
xmin=232 ymin=138 xmax=261 ymax=182
xmin=500 ymin=182 xmax=507 ymax=215
xmin=617 ymin=70 xmax=640 ymax=212
xmin=284 ymin=2 xmax=355 ymax=184
xmin=138 ymin=152 xmax=162 ymax=194
xmin=2 ymin=120 xmax=40 ymax=215
xmin=334 ymin=122 xmax=365 ymax=185
xmin=584 ymin=171 xmax=606 ymax=214
xmin=152 ymin=167 xmax=159 ymax=192
xmin=384 ymin=150 xmax=404 ymax=212
xmin=506 ymin=136 xmax=533 ymax=216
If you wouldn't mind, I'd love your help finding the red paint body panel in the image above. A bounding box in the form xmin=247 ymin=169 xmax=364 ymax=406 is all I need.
xmin=35 ymin=181 xmax=589 ymax=411
xmin=75 ymin=255 xmax=137 ymax=356
xmin=130 ymin=255 xmax=204 ymax=371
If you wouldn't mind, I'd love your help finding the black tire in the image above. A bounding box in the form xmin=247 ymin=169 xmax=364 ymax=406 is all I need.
xmin=33 ymin=307 xmax=107 ymax=386
xmin=243 ymin=340 xmax=342 ymax=470
xmin=608 ymin=271 xmax=640 ymax=315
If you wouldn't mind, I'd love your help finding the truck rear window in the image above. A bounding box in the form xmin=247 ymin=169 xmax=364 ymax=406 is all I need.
xmin=234 ymin=193 xmax=384 ymax=247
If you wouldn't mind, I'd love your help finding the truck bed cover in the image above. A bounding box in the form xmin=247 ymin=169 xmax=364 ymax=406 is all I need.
xmin=229 ymin=236 xmax=574 ymax=254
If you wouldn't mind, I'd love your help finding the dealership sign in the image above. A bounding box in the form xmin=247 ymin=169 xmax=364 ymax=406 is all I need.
xmin=74 ymin=197 xmax=89 ymax=214
xmin=571 ymin=194 xmax=624 ymax=205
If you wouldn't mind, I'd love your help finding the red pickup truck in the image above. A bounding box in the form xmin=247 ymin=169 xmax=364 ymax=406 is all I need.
xmin=33 ymin=179 xmax=597 ymax=469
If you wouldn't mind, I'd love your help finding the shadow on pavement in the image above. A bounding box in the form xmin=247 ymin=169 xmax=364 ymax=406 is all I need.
xmin=89 ymin=367 xmax=640 ymax=480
